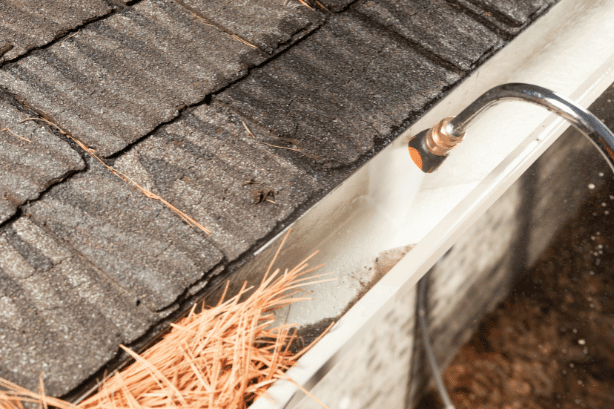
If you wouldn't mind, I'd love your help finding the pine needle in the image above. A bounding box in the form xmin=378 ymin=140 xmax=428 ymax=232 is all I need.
xmin=0 ymin=230 xmax=334 ymax=409
xmin=1 ymin=127 xmax=31 ymax=143
xmin=19 ymin=117 xmax=211 ymax=235
xmin=241 ymin=121 xmax=302 ymax=153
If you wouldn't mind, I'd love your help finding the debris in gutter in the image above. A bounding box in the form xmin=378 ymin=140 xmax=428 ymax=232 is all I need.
xmin=243 ymin=179 xmax=278 ymax=204
xmin=0 ymin=231 xmax=334 ymax=409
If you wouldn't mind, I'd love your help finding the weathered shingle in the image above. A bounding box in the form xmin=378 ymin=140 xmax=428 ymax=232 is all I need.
xmin=175 ymin=0 xmax=323 ymax=54
xmin=0 ymin=217 xmax=158 ymax=396
xmin=318 ymin=0 xmax=354 ymax=13
xmin=0 ymin=95 xmax=84 ymax=225
xmin=0 ymin=0 xmax=264 ymax=157
xmin=0 ymin=0 xmax=111 ymax=63
xmin=454 ymin=0 xmax=556 ymax=29
xmin=217 ymin=13 xmax=460 ymax=168
xmin=442 ymin=0 xmax=519 ymax=38
xmin=470 ymin=0 xmax=555 ymax=26
xmin=114 ymin=103 xmax=320 ymax=261
xmin=25 ymin=158 xmax=223 ymax=311
xmin=355 ymin=0 xmax=502 ymax=71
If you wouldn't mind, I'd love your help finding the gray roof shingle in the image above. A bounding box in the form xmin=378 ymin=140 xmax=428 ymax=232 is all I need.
xmin=0 ymin=0 xmax=265 ymax=157
xmin=25 ymin=157 xmax=224 ymax=311
xmin=0 ymin=217 xmax=158 ymax=396
xmin=0 ymin=0 xmax=111 ymax=63
xmin=470 ymin=0 xmax=556 ymax=26
xmin=113 ymin=103 xmax=320 ymax=261
xmin=175 ymin=0 xmax=323 ymax=54
xmin=217 ymin=13 xmax=461 ymax=168
xmin=355 ymin=0 xmax=503 ymax=71
xmin=0 ymin=94 xmax=84 ymax=225
xmin=445 ymin=0 xmax=557 ymax=38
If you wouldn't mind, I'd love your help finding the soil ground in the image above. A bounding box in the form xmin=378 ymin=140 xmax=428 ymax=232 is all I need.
xmin=419 ymin=175 xmax=614 ymax=409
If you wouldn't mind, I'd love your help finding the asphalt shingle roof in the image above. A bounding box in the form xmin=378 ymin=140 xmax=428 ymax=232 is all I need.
xmin=218 ymin=12 xmax=463 ymax=168
xmin=0 ymin=0 xmax=558 ymax=398
xmin=26 ymin=157 xmax=224 ymax=312
xmin=0 ymin=216 xmax=158 ymax=395
xmin=471 ymin=0 xmax=554 ymax=26
xmin=0 ymin=93 xmax=84 ymax=224
xmin=113 ymin=103 xmax=320 ymax=261
xmin=355 ymin=0 xmax=503 ymax=70
xmin=175 ymin=0 xmax=323 ymax=53
xmin=0 ymin=0 xmax=265 ymax=157
xmin=0 ymin=0 xmax=111 ymax=63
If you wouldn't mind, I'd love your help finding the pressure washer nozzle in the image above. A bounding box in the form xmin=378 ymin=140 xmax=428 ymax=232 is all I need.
xmin=408 ymin=117 xmax=465 ymax=173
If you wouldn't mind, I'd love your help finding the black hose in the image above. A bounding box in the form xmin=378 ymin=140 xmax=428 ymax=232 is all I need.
xmin=417 ymin=272 xmax=456 ymax=409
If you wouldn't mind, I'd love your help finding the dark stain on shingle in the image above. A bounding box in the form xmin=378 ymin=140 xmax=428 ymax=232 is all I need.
xmin=2 ymin=228 xmax=54 ymax=272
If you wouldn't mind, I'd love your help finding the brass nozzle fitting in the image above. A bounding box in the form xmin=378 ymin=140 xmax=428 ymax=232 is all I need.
xmin=408 ymin=117 xmax=465 ymax=173
xmin=424 ymin=117 xmax=465 ymax=156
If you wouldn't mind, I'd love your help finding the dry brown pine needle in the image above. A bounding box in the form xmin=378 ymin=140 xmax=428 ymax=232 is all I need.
xmin=241 ymin=121 xmax=302 ymax=153
xmin=19 ymin=117 xmax=210 ymax=235
xmin=0 ymin=231 xmax=334 ymax=409
xmin=1 ymin=127 xmax=31 ymax=143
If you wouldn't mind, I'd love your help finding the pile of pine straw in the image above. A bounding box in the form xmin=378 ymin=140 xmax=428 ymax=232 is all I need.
xmin=0 ymin=233 xmax=332 ymax=409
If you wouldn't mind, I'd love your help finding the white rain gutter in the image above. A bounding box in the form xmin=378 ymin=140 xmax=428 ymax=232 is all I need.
xmin=249 ymin=0 xmax=614 ymax=407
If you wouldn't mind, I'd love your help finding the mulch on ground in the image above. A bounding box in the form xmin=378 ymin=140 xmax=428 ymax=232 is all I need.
xmin=420 ymin=175 xmax=614 ymax=409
